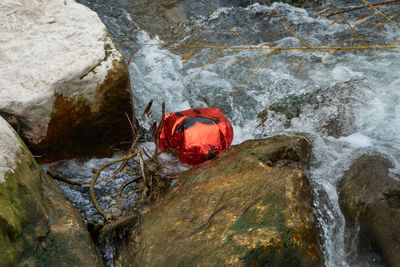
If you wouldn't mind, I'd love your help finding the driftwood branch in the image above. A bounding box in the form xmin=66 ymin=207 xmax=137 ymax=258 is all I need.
xmin=90 ymin=151 xmax=140 ymax=219
xmin=47 ymin=169 xmax=134 ymax=186
xmin=100 ymin=214 xmax=138 ymax=236
xmin=50 ymin=113 xmax=140 ymax=190
xmin=127 ymin=51 xmax=136 ymax=67
xmin=47 ymin=169 xmax=87 ymax=186
xmin=113 ymin=189 xmax=141 ymax=213
xmin=154 ymin=102 xmax=166 ymax=164
xmin=115 ymin=176 xmax=142 ymax=201
xmin=325 ymin=0 xmax=399 ymax=18
xmin=50 ymin=100 xmax=171 ymax=234
xmin=138 ymin=151 xmax=148 ymax=190
xmin=98 ymin=112 xmax=141 ymax=183
xmin=143 ymin=100 xmax=153 ymax=117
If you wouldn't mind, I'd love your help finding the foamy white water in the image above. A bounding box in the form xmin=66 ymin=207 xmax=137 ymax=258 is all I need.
xmin=62 ymin=0 xmax=400 ymax=265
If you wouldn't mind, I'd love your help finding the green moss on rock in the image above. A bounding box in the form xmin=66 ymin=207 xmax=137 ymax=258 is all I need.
xmin=119 ymin=135 xmax=322 ymax=266
xmin=0 ymin=131 xmax=101 ymax=266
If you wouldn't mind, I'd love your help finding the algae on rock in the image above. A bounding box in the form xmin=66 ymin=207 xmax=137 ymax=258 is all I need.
xmin=119 ymin=135 xmax=322 ymax=266
xmin=0 ymin=125 xmax=101 ymax=266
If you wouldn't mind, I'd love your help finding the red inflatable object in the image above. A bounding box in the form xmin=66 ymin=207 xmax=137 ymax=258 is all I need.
xmin=155 ymin=107 xmax=234 ymax=165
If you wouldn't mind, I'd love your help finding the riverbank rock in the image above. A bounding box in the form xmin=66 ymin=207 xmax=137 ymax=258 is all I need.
xmin=0 ymin=0 xmax=133 ymax=163
xmin=0 ymin=117 xmax=101 ymax=266
xmin=339 ymin=155 xmax=400 ymax=266
xmin=119 ymin=135 xmax=323 ymax=266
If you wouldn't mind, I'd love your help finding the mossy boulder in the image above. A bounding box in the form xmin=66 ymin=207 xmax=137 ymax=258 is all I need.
xmin=339 ymin=155 xmax=400 ymax=266
xmin=119 ymin=135 xmax=323 ymax=266
xmin=258 ymin=79 xmax=369 ymax=136
xmin=0 ymin=117 xmax=101 ymax=266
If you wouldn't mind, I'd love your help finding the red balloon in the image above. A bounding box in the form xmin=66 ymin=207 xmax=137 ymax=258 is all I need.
xmin=155 ymin=108 xmax=234 ymax=165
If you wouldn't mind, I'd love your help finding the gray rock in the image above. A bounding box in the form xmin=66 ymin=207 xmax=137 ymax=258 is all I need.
xmin=339 ymin=155 xmax=400 ymax=267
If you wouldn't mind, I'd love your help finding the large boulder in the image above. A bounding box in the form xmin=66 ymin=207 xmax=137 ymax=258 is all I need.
xmin=0 ymin=116 xmax=101 ymax=266
xmin=339 ymin=155 xmax=400 ymax=266
xmin=118 ymin=135 xmax=323 ymax=266
xmin=0 ymin=0 xmax=134 ymax=163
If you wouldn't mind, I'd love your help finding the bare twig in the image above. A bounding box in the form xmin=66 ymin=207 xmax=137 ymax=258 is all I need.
xmin=359 ymin=0 xmax=400 ymax=28
xmin=90 ymin=152 xmax=140 ymax=219
xmin=125 ymin=112 xmax=138 ymax=148
xmin=154 ymin=102 xmax=166 ymax=164
xmin=143 ymin=100 xmax=153 ymax=117
xmin=354 ymin=16 xmax=385 ymax=28
xmin=232 ymin=50 xmax=278 ymax=96
xmin=100 ymin=214 xmax=138 ymax=236
xmin=181 ymin=51 xmax=194 ymax=61
xmin=201 ymin=96 xmax=211 ymax=106
xmin=113 ymin=189 xmax=141 ymax=213
xmin=295 ymin=58 xmax=306 ymax=75
xmin=137 ymin=151 xmax=148 ymax=189
xmin=328 ymin=0 xmax=368 ymax=47
xmin=266 ymin=0 xmax=309 ymax=47
xmin=325 ymin=0 xmax=399 ymax=18
xmin=187 ymin=49 xmax=225 ymax=85
xmin=355 ymin=13 xmax=374 ymax=22
xmin=142 ymin=147 xmax=153 ymax=159
xmin=330 ymin=15 xmax=343 ymax=25
xmin=47 ymin=169 xmax=123 ymax=186
xmin=91 ymin=113 xmax=139 ymax=187
xmin=47 ymin=169 xmax=87 ymax=186
xmin=315 ymin=8 xmax=331 ymax=16
xmin=204 ymin=0 xmax=250 ymax=46
xmin=127 ymin=51 xmax=136 ymax=67
xmin=373 ymin=21 xmax=389 ymax=28
xmin=115 ymin=177 xmax=142 ymax=201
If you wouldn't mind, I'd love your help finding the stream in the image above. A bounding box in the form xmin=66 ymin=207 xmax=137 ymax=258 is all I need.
xmin=47 ymin=0 xmax=400 ymax=266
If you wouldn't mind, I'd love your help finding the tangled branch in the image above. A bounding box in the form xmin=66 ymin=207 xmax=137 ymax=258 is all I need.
xmin=89 ymin=151 xmax=140 ymax=219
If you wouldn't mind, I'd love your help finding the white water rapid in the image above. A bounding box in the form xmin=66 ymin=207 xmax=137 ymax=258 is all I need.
xmin=48 ymin=0 xmax=400 ymax=266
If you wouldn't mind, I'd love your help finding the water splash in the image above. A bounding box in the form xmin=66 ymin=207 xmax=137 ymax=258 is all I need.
xmin=74 ymin=1 xmax=400 ymax=265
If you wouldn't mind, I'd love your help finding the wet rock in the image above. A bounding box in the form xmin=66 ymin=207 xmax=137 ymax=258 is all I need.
xmin=0 ymin=0 xmax=134 ymax=163
xmin=126 ymin=0 xmax=309 ymax=49
xmin=127 ymin=0 xmax=188 ymax=41
xmin=260 ymin=79 xmax=368 ymax=136
xmin=118 ymin=135 xmax=323 ymax=266
xmin=269 ymin=94 xmax=304 ymax=121
xmin=0 ymin=117 xmax=101 ymax=266
xmin=290 ymin=0 xmax=324 ymax=8
xmin=339 ymin=155 xmax=400 ymax=266
xmin=257 ymin=108 xmax=269 ymax=125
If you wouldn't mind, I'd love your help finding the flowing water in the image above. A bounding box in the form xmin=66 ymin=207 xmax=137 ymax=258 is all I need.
xmin=49 ymin=0 xmax=400 ymax=266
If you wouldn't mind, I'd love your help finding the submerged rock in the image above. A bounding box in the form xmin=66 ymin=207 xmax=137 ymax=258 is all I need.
xmin=0 ymin=0 xmax=133 ymax=163
xmin=339 ymin=155 xmax=400 ymax=266
xmin=258 ymin=79 xmax=370 ymax=137
xmin=0 ymin=117 xmax=101 ymax=266
xmin=119 ymin=135 xmax=322 ymax=266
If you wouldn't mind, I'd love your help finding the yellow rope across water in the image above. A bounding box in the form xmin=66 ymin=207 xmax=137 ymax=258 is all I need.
xmin=360 ymin=0 xmax=400 ymax=28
